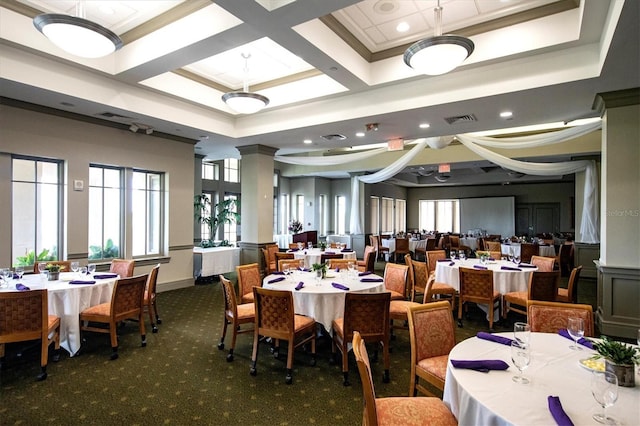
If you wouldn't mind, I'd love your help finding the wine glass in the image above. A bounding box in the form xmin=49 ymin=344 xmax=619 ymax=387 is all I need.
xmin=3 ymin=268 xmax=13 ymax=284
xmin=38 ymin=262 xmax=46 ymax=274
xmin=450 ymin=250 xmax=457 ymax=260
xmin=459 ymin=251 xmax=466 ymax=261
xmin=513 ymin=254 xmax=521 ymax=265
xmin=591 ymin=370 xmax=618 ymax=424
xmin=87 ymin=263 xmax=96 ymax=276
xmin=348 ymin=262 xmax=356 ymax=278
xmin=510 ymin=341 xmax=530 ymax=384
xmin=567 ymin=317 xmax=585 ymax=350
xmin=71 ymin=261 xmax=79 ymax=275
xmin=15 ymin=266 xmax=24 ymax=280
xmin=514 ymin=322 xmax=531 ymax=346
xmin=0 ymin=268 xmax=9 ymax=288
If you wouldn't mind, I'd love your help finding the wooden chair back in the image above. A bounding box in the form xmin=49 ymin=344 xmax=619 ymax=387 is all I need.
xmin=425 ymin=250 xmax=446 ymax=277
xmin=558 ymin=244 xmax=575 ymax=276
xmin=359 ymin=245 xmax=376 ymax=273
xmin=274 ymin=252 xmax=294 ymax=271
xmin=320 ymin=253 xmax=343 ymax=264
xmin=485 ymin=241 xmax=502 ymax=252
xmin=383 ymin=262 xmax=408 ymax=297
xmin=562 ymin=265 xmax=583 ymax=303
xmin=253 ymin=287 xmax=296 ymax=340
xmin=342 ymin=292 xmax=390 ymax=344
xmin=528 ymin=271 xmax=561 ymax=302
xmin=459 ymin=267 xmax=494 ymax=301
xmin=405 ymin=255 xmax=428 ymax=302
xmin=236 ymin=263 xmax=261 ymax=303
xmin=33 ymin=260 xmax=71 ymax=274
xmin=408 ymin=301 xmax=456 ymax=364
xmin=425 ymin=238 xmax=437 ymax=251
xmin=328 ymin=258 xmax=356 ymax=270
xmin=110 ymin=258 xmax=135 ymax=278
xmin=220 ymin=274 xmax=240 ymax=319
xmin=531 ymin=255 xmax=555 ymax=272
xmin=110 ymin=274 xmax=148 ymax=322
xmin=527 ymin=300 xmax=594 ymax=337
xmin=278 ymin=259 xmax=304 ymax=272
xmin=352 ymin=331 xmax=379 ymax=426
xmin=520 ymin=243 xmax=538 ymax=263
xmin=144 ymin=264 xmax=161 ymax=331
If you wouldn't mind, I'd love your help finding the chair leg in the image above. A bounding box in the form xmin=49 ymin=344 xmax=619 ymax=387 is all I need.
xmin=285 ymin=341 xmax=295 ymax=384
xmin=110 ymin=323 xmax=119 ymax=360
xmin=218 ymin=319 xmax=229 ymax=350
xmin=36 ymin=366 xmax=47 ymax=381
xmin=154 ymin=302 xmax=162 ymax=325
xmin=249 ymin=331 xmax=259 ymax=376
xmin=139 ymin=314 xmax=147 ymax=347
xmin=148 ymin=303 xmax=158 ymax=333
xmin=342 ymin=342 xmax=350 ymax=386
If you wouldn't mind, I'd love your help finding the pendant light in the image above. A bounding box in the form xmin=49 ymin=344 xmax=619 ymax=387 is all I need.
xmin=222 ymin=53 xmax=270 ymax=114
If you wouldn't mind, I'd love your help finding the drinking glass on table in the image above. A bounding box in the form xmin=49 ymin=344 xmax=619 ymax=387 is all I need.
xmin=71 ymin=261 xmax=80 ymax=276
xmin=591 ymin=370 xmax=618 ymax=424
xmin=87 ymin=263 xmax=96 ymax=276
xmin=510 ymin=341 xmax=530 ymax=384
xmin=348 ymin=262 xmax=356 ymax=278
xmin=459 ymin=251 xmax=466 ymax=261
xmin=513 ymin=254 xmax=521 ymax=265
xmin=450 ymin=250 xmax=457 ymax=260
xmin=3 ymin=268 xmax=13 ymax=284
xmin=513 ymin=322 xmax=531 ymax=345
xmin=567 ymin=317 xmax=585 ymax=350
xmin=0 ymin=268 xmax=9 ymax=288
xmin=38 ymin=262 xmax=46 ymax=274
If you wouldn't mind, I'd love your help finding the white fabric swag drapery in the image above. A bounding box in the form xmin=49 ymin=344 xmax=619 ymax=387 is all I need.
xmin=275 ymin=122 xmax=601 ymax=243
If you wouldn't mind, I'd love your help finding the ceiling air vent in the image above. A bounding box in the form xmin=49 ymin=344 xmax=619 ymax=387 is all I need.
xmin=97 ymin=111 xmax=135 ymax=120
xmin=444 ymin=114 xmax=477 ymax=125
xmin=321 ymin=134 xmax=347 ymax=141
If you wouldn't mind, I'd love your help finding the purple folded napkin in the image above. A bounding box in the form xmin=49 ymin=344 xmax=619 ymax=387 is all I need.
xmin=518 ymin=263 xmax=537 ymax=268
xmin=299 ymin=267 xmax=311 ymax=272
xmin=15 ymin=283 xmax=30 ymax=291
xmin=450 ymin=359 xmax=509 ymax=372
xmin=558 ymin=329 xmax=594 ymax=349
xmin=289 ymin=248 xmax=299 ymax=252
xmin=335 ymin=267 xmax=340 ymax=272
xmin=332 ymin=282 xmax=349 ymax=291
xmin=69 ymin=280 xmax=96 ymax=285
xmin=359 ymin=271 xmax=373 ymax=276
xmin=437 ymin=258 xmax=452 ymax=262
xmin=13 ymin=273 xmax=20 ymax=279
xmin=271 ymin=271 xmax=285 ymax=275
xmin=548 ymin=396 xmax=574 ymax=426
xmin=488 ymin=257 xmax=496 ymax=261
xmin=295 ymin=281 xmax=305 ymax=291
xmin=93 ymin=273 xmax=118 ymax=279
xmin=341 ymin=248 xmax=352 ymax=252
xmin=501 ymin=266 xmax=521 ymax=271
xmin=473 ymin=265 xmax=488 ymax=270
xmin=360 ymin=277 xmax=383 ymax=283
xmin=477 ymin=332 xmax=514 ymax=346
xmin=449 ymin=262 xmax=455 ymax=266
xmin=267 ymin=277 xmax=285 ymax=284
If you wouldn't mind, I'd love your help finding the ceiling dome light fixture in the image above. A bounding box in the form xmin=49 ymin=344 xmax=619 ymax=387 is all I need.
xmin=33 ymin=2 xmax=122 ymax=58
xmin=222 ymin=53 xmax=269 ymax=114
xmin=403 ymin=0 xmax=474 ymax=76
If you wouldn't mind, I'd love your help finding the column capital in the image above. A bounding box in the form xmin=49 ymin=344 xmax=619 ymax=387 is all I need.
xmin=237 ymin=144 xmax=278 ymax=157
xmin=593 ymin=88 xmax=640 ymax=115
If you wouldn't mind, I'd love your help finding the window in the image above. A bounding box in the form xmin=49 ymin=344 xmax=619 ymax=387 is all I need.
xmin=418 ymin=199 xmax=460 ymax=233
xmin=281 ymin=194 xmax=290 ymax=234
xmin=198 ymin=192 xmax=213 ymax=241
xmin=318 ymin=195 xmax=326 ymax=236
xmin=89 ymin=165 xmax=123 ymax=259
xmin=295 ymin=195 xmax=304 ymax=224
xmin=381 ymin=197 xmax=394 ymax=234
xmin=224 ymin=158 xmax=240 ymax=183
xmin=335 ymin=195 xmax=346 ymax=234
xmin=132 ymin=170 xmax=164 ymax=257
xmin=202 ymin=162 xmax=219 ymax=180
xmin=370 ymin=196 xmax=380 ymax=235
xmin=395 ymin=199 xmax=406 ymax=232
xmin=11 ymin=157 xmax=62 ymax=266
xmin=222 ymin=194 xmax=239 ymax=244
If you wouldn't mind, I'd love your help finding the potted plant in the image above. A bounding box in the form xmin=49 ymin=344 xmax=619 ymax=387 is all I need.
xmin=592 ymin=336 xmax=639 ymax=387
xmin=45 ymin=263 xmax=65 ymax=281
xmin=194 ymin=195 xmax=240 ymax=247
xmin=312 ymin=262 xmax=327 ymax=279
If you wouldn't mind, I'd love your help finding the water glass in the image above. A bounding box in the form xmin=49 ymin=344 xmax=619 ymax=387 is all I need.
xmin=15 ymin=266 xmax=24 ymax=280
xmin=71 ymin=261 xmax=80 ymax=274
xmin=3 ymin=268 xmax=13 ymax=284
xmin=514 ymin=322 xmax=531 ymax=345
xmin=0 ymin=268 xmax=9 ymax=288
xmin=450 ymin=250 xmax=457 ymax=260
xmin=38 ymin=262 xmax=46 ymax=274
xmin=459 ymin=251 xmax=466 ymax=261
xmin=567 ymin=317 xmax=585 ymax=350
xmin=591 ymin=371 xmax=618 ymax=424
xmin=307 ymin=242 xmax=313 ymax=249
xmin=87 ymin=263 xmax=96 ymax=275
xmin=510 ymin=341 xmax=530 ymax=384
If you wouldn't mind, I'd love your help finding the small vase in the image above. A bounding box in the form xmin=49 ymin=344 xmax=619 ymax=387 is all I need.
xmin=605 ymin=360 xmax=635 ymax=387
xmin=48 ymin=271 xmax=59 ymax=281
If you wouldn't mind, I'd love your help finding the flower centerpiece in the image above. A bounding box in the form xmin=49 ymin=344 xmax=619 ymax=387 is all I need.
xmin=592 ymin=336 xmax=639 ymax=387
xmin=318 ymin=241 xmax=327 ymax=251
xmin=45 ymin=263 xmax=65 ymax=281
xmin=288 ymin=219 xmax=303 ymax=234
xmin=312 ymin=262 xmax=327 ymax=279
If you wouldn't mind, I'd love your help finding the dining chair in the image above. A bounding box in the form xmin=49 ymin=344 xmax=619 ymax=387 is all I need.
xmin=250 ymin=287 xmax=316 ymax=385
xmin=264 ymin=244 xmax=280 ymax=275
xmin=33 ymin=260 xmax=71 ymax=274
xmin=394 ymin=237 xmax=410 ymax=263
xmin=557 ymin=243 xmax=575 ymax=276
xmin=274 ymin=252 xmax=294 ymax=271
xmin=327 ymin=258 xmax=357 ymax=270
xmin=425 ymin=250 xmax=447 ymax=279
xmin=413 ymin=239 xmax=427 ymax=261
xmin=352 ymin=331 xmax=458 ymax=426
xmin=388 ymin=256 xmax=422 ymax=335
xmin=503 ymin=270 xmax=560 ymax=319
xmin=458 ymin=267 xmax=501 ymax=330
xmin=407 ymin=301 xmax=456 ymax=397
xmin=109 ymin=258 xmax=135 ymax=278
xmin=236 ymin=263 xmax=261 ymax=304
xmin=485 ymin=241 xmax=502 ymax=252
xmin=383 ymin=262 xmax=409 ymax=301
xmin=556 ymin=265 xmax=582 ymax=303
xmin=519 ymin=243 xmax=538 ymax=264
xmin=489 ymin=251 xmax=502 ymax=260
xmin=332 ymin=292 xmax=391 ymax=386
xmin=320 ymin=252 xmax=343 ymax=264
xmin=0 ymin=290 xmax=61 ymax=381
xmin=288 ymin=243 xmax=300 ymax=250
xmin=406 ymin=254 xmax=456 ymax=307
xmin=370 ymin=235 xmax=389 ymax=261
xmin=79 ymin=274 xmax=148 ymax=360
xmin=357 ymin=245 xmax=376 ymax=272
xmin=217 ymin=275 xmax=255 ymax=362
xmin=278 ymin=258 xmax=304 ymax=272
xmin=143 ymin=264 xmax=161 ymax=333
xmin=530 ymin=255 xmax=555 ymax=272
xmin=527 ymin=300 xmax=594 ymax=337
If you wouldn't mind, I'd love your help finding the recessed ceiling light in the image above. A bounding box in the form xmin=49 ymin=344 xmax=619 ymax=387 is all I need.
xmin=500 ymin=111 xmax=513 ymax=118
xmin=303 ymin=139 xmax=312 ymax=144
xmin=396 ymin=22 xmax=410 ymax=32
xmin=355 ymin=132 xmax=365 ymax=137
xmin=419 ymin=123 xmax=430 ymax=129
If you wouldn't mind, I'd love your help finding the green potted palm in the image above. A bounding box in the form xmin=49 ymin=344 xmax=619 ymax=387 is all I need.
xmin=194 ymin=195 xmax=240 ymax=247
xmin=592 ymin=336 xmax=639 ymax=387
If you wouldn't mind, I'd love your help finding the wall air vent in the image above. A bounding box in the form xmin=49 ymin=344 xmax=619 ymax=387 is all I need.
xmin=444 ymin=114 xmax=477 ymax=125
xmin=321 ymin=134 xmax=347 ymax=141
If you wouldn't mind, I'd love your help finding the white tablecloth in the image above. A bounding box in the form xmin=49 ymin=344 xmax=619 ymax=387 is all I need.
xmin=435 ymin=259 xmax=536 ymax=295
xmin=2 ymin=273 xmax=117 ymax=356
xmin=263 ymin=271 xmax=385 ymax=331
xmin=443 ymin=332 xmax=639 ymax=426
xmin=289 ymin=248 xmax=356 ymax=268
xmin=326 ymin=235 xmax=351 ymax=247
xmin=460 ymin=237 xmax=478 ymax=251
xmin=193 ymin=246 xmax=240 ymax=277
xmin=501 ymin=243 xmax=556 ymax=258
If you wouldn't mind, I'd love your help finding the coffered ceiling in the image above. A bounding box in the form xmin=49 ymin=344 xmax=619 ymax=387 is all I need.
xmin=1 ymin=0 xmax=638 ymax=186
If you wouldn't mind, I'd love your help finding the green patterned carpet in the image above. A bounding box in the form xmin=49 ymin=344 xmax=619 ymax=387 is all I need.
xmin=0 ymin=264 xmax=596 ymax=425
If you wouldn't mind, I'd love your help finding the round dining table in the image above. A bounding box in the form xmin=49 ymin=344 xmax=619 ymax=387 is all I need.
xmin=443 ymin=332 xmax=639 ymax=426
xmin=435 ymin=258 xmax=537 ymax=294
xmin=262 ymin=270 xmax=385 ymax=332
xmin=1 ymin=272 xmax=118 ymax=356
xmin=288 ymin=248 xmax=357 ymax=268
xmin=501 ymin=243 xmax=556 ymax=258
